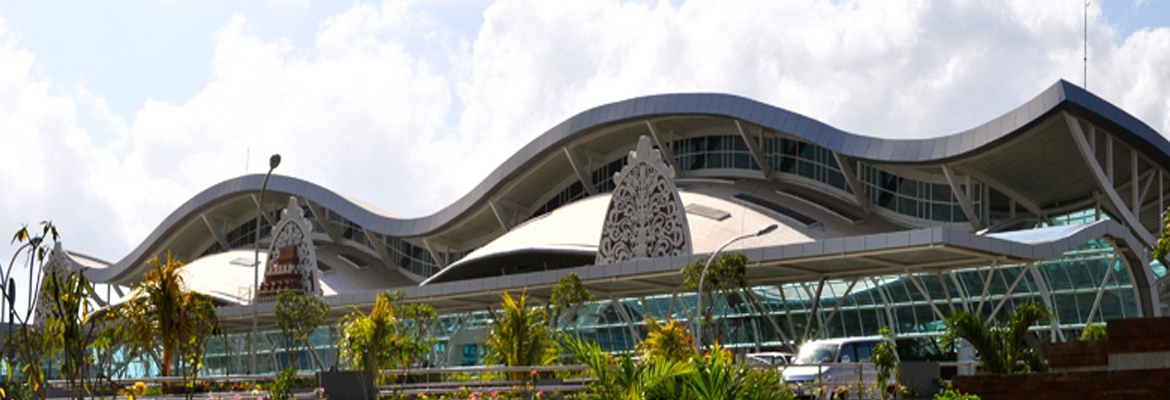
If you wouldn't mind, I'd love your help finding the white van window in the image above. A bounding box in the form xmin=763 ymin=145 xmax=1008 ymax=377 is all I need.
xmin=795 ymin=343 xmax=839 ymax=364
xmin=854 ymin=342 xmax=875 ymax=362
xmin=837 ymin=343 xmax=855 ymax=362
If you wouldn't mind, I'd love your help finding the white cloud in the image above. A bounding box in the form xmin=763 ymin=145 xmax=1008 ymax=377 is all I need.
xmin=119 ymin=11 xmax=453 ymax=237
xmin=268 ymin=0 xmax=310 ymax=9
xmin=0 ymin=0 xmax=1168 ymax=275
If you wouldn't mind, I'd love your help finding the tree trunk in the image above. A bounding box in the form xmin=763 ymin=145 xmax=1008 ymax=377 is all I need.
xmin=161 ymin=344 xmax=174 ymax=392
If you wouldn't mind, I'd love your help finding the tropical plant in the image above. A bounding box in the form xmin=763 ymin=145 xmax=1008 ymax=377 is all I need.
xmin=737 ymin=367 xmax=794 ymax=400
xmin=111 ymin=252 xmax=218 ymax=398
xmin=337 ymin=291 xmax=436 ymax=374
xmin=682 ymin=344 xmax=796 ymax=400
xmin=1152 ymin=206 xmax=1170 ymax=259
xmin=2 ymin=222 xmax=60 ymax=399
xmin=548 ymin=272 xmax=593 ymax=331
xmin=561 ymin=334 xmax=692 ymax=400
xmin=269 ymin=366 xmax=298 ymax=400
xmin=91 ymin=323 xmax=138 ymax=393
xmin=2 ymin=325 xmax=48 ymax=400
xmin=275 ymin=290 xmax=331 ymax=370
xmin=40 ymin=267 xmax=103 ymax=400
xmin=484 ymin=291 xmax=557 ymax=379
xmin=872 ymin=327 xmax=899 ymax=400
xmin=637 ymin=318 xmax=695 ymax=363
xmin=1080 ymin=322 xmax=1108 ymax=341
xmin=941 ymin=302 xmax=1049 ymax=374
xmin=682 ymin=252 xmax=748 ymax=346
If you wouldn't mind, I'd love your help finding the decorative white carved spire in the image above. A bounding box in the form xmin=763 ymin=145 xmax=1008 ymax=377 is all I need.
xmin=35 ymin=242 xmax=73 ymax=325
xmin=596 ymin=136 xmax=692 ymax=265
xmin=257 ymin=197 xmax=322 ymax=302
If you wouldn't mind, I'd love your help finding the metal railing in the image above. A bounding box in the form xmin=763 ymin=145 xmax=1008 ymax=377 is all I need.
xmin=376 ymin=365 xmax=594 ymax=396
xmin=46 ymin=361 xmax=982 ymax=397
xmin=45 ymin=365 xmax=596 ymax=396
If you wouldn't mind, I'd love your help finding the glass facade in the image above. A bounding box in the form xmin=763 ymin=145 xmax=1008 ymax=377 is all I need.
xmin=183 ymin=227 xmax=1138 ymax=374
xmin=861 ymin=165 xmax=981 ymax=223
xmin=762 ymin=136 xmax=851 ymax=193
xmin=674 ymin=135 xmax=759 ymax=171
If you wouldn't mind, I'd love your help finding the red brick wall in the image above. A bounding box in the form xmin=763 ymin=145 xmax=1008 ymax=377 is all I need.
xmin=951 ymin=317 xmax=1170 ymax=398
xmin=1047 ymin=341 xmax=1107 ymax=369
xmin=1107 ymin=317 xmax=1170 ymax=353
xmin=952 ymin=369 xmax=1170 ymax=400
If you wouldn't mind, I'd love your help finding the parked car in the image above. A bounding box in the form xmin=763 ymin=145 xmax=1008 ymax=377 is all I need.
xmin=746 ymin=351 xmax=793 ymax=367
xmin=782 ymin=337 xmax=894 ymax=399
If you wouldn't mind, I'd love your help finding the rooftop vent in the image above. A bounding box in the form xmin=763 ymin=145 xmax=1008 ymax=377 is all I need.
xmin=230 ymin=257 xmax=256 ymax=267
xmin=733 ymin=194 xmax=817 ymax=226
xmin=774 ymin=189 xmax=863 ymax=224
xmin=686 ymin=203 xmax=731 ymax=221
xmin=337 ymin=253 xmax=369 ymax=270
xmin=317 ymin=261 xmax=333 ymax=273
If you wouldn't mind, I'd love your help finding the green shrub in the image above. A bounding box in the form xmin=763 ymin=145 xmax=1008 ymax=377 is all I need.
xmin=682 ymin=345 xmax=796 ymax=400
xmin=873 ymin=327 xmax=898 ymax=400
xmin=269 ymin=366 xmax=297 ymax=400
xmin=934 ymin=389 xmax=980 ymax=400
xmin=1080 ymin=323 xmax=1108 ymax=341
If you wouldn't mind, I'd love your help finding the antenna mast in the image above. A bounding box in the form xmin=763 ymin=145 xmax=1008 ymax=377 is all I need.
xmin=1084 ymin=1 xmax=1089 ymax=89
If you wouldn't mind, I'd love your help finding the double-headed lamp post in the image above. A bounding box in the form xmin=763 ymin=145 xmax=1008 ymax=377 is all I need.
xmin=694 ymin=223 xmax=778 ymax=351
xmin=252 ymin=154 xmax=280 ymax=376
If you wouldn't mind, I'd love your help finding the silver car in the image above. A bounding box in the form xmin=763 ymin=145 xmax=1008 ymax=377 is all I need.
xmin=782 ymin=337 xmax=893 ymax=399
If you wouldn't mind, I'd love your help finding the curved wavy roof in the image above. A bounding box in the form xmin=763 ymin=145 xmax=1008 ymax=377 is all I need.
xmin=87 ymin=80 xmax=1170 ymax=284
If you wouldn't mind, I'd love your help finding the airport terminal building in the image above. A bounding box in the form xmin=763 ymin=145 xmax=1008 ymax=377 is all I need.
xmin=62 ymin=80 xmax=1170 ymax=374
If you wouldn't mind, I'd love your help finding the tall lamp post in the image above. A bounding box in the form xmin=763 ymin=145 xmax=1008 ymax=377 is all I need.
xmin=252 ymin=154 xmax=280 ymax=376
xmin=694 ymin=223 xmax=778 ymax=350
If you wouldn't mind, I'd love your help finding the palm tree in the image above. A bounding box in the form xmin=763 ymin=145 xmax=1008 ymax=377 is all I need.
xmin=942 ymin=301 xmax=1049 ymax=374
xmin=112 ymin=253 xmax=216 ymax=393
xmin=337 ymin=290 xmax=435 ymax=398
xmin=484 ymin=291 xmax=556 ymax=379
xmin=637 ymin=318 xmax=695 ymax=363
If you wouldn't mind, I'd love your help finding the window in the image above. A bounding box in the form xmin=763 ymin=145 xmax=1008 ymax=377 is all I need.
xmin=461 ymin=344 xmax=478 ymax=366
xmin=861 ymin=164 xmax=982 ymax=223
xmin=837 ymin=343 xmax=856 ymax=363
xmin=854 ymin=342 xmax=875 ymax=363
xmin=672 ymin=135 xmax=760 ymax=172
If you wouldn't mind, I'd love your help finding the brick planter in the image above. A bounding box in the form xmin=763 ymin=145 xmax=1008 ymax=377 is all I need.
xmin=1048 ymin=341 xmax=1107 ymax=369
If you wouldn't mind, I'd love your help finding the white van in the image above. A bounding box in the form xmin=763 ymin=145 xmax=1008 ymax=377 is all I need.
xmin=782 ymin=337 xmax=893 ymax=399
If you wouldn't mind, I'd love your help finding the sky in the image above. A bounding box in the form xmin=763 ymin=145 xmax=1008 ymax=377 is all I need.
xmin=0 ymin=0 xmax=1167 ymax=296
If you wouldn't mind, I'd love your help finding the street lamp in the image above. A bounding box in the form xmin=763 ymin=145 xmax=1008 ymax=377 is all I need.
xmin=252 ymin=154 xmax=280 ymax=375
xmin=694 ymin=223 xmax=778 ymax=351
xmin=2 ymin=240 xmax=40 ymax=329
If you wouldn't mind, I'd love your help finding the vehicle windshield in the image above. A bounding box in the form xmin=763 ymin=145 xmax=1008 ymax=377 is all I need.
xmin=794 ymin=343 xmax=839 ymax=365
